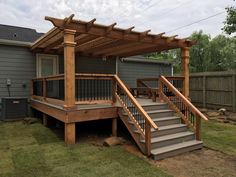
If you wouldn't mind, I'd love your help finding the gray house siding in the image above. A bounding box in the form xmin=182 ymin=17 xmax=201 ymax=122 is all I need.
xmin=58 ymin=55 xmax=116 ymax=74
xmin=0 ymin=45 xmax=35 ymax=98
xmin=118 ymin=58 xmax=172 ymax=87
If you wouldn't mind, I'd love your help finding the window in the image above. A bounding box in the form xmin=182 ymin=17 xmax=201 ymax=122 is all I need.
xmin=36 ymin=54 xmax=59 ymax=77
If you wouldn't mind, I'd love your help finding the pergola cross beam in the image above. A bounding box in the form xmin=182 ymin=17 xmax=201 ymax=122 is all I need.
xmin=31 ymin=14 xmax=196 ymax=57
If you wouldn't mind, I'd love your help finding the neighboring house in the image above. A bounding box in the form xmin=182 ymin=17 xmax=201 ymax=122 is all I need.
xmin=0 ymin=15 xmax=208 ymax=160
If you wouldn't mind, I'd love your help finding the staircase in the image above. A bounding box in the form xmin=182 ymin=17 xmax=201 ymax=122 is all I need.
xmin=113 ymin=75 xmax=208 ymax=160
xmin=119 ymin=98 xmax=203 ymax=160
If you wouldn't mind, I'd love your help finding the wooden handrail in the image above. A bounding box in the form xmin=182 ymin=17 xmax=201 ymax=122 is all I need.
xmin=32 ymin=74 xmax=64 ymax=81
xmin=159 ymin=76 xmax=208 ymax=120
xmin=114 ymin=75 xmax=158 ymax=130
xmin=137 ymin=78 xmax=159 ymax=82
xmin=33 ymin=73 xmax=115 ymax=81
xmin=75 ymin=73 xmax=115 ymax=77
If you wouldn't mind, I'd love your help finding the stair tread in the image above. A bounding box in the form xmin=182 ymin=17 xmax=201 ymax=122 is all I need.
xmin=151 ymin=123 xmax=186 ymax=132
xmin=146 ymin=109 xmax=173 ymax=114
xmin=122 ymin=109 xmax=173 ymax=116
xmin=128 ymin=116 xmax=180 ymax=124
xmin=152 ymin=116 xmax=180 ymax=122
xmin=139 ymin=102 xmax=167 ymax=107
xmin=141 ymin=131 xmax=194 ymax=143
xmin=151 ymin=140 xmax=203 ymax=155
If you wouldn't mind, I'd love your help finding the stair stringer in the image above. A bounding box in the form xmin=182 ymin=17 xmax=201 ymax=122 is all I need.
xmin=118 ymin=109 xmax=146 ymax=154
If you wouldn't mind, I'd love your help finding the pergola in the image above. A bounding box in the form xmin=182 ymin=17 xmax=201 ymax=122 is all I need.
xmin=31 ymin=14 xmax=193 ymax=107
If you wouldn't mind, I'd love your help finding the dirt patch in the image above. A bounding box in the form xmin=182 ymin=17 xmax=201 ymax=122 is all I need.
xmin=199 ymin=108 xmax=236 ymax=125
xmin=154 ymin=148 xmax=236 ymax=177
xmin=123 ymin=143 xmax=236 ymax=177
xmin=123 ymin=143 xmax=145 ymax=158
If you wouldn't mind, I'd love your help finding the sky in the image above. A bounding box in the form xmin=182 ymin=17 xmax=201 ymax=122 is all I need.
xmin=0 ymin=0 xmax=235 ymax=38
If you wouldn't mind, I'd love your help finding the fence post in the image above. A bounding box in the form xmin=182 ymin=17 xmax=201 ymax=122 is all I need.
xmin=233 ymin=75 xmax=236 ymax=112
xmin=203 ymin=75 xmax=206 ymax=108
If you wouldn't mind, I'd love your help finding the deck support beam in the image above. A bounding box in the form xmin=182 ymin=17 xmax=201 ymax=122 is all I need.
xmin=43 ymin=113 xmax=48 ymax=126
xmin=181 ymin=47 xmax=190 ymax=98
xmin=65 ymin=122 xmax=76 ymax=144
xmin=63 ymin=29 xmax=76 ymax=107
xmin=112 ymin=118 xmax=117 ymax=137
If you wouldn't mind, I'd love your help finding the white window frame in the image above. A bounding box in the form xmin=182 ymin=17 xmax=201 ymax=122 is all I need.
xmin=36 ymin=54 xmax=59 ymax=77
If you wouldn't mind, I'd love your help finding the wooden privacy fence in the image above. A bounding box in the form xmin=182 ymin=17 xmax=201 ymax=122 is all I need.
xmin=189 ymin=72 xmax=236 ymax=112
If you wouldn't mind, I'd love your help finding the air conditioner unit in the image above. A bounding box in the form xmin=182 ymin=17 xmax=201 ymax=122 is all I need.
xmin=1 ymin=97 xmax=28 ymax=121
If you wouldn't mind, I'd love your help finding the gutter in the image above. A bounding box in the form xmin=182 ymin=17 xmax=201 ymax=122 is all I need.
xmin=121 ymin=57 xmax=172 ymax=65
xmin=0 ymin=39 xmax=32 ymax=47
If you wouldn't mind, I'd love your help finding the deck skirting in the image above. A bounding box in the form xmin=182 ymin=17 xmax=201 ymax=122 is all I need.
xmin=30 ymin=99 xmax=118 ymax=123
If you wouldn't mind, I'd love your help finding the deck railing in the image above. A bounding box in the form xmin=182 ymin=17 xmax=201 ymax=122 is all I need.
xmin=32 ymin=73 xmax=116 ymax=105
xmin=75 ymin=73 xmax=114 ymax=104
xmin=32 ymin=74 xmax=64 ymax=105
xmin=159 ymin=76 xmax=208 ymax=140
xmin=114 ymin=75 xmax=158 ymax=155
xmin=137 ymin=76 xmax=184 ymax=92
xmin=136 ymin=76 xmax=184 ymax=101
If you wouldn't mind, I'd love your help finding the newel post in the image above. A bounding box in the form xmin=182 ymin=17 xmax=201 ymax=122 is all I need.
xmin=145 ymin=121 xmax=151 ymax=156
xmin=181 ymin=47 xmax=190 ymax=98
xmin=158 ymin=78 xmax=163 ymax=102
xmin=63 ymin=29 xmax=76 ymax=107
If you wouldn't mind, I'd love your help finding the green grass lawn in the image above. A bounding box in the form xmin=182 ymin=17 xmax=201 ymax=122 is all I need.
xmin=202 ymin=120 xmax=236 ymax=155
xmin=1 ymin=119 xmax=235 ymax=177
xmin=0 ymin=121 xmax=171 ymax=177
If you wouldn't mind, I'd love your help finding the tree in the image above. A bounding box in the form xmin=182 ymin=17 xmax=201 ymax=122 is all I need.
xmin=222 ymin=2 xmax=236 ymax=36
xmin=209 ymin=35 xmax=236 ymax=71
xmin=146 ymin=49 xmax=181 ymax=73
xmin=145 ymin=31 xmax=235 ymax=73
xmin=189 ymin=30 xmax=211 ymax=72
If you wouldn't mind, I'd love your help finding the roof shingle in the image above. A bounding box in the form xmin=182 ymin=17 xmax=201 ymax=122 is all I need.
xmin=0 ymin=24 xmax=43 ymax=42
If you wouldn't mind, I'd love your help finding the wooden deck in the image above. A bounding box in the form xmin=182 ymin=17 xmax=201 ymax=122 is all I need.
xmin=30 ymin=99 xmax=118 ymax=123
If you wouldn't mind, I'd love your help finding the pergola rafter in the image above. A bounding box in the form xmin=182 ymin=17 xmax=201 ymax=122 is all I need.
xmin=31 ymin=14 xmax=196 ymax=57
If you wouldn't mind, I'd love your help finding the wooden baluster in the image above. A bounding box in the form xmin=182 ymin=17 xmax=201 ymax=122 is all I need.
xmin=112 ymin=78 xmax=117 ymax=104
xmin=145 ymin=121 xmax=151 ymax=156
xmin=105 ymin=79 xmax=107 ymax=100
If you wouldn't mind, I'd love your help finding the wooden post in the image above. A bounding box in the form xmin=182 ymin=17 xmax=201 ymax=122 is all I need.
xmin=43 ymin=113 xmax=48 ymax=126
xmin=112 ymin=118 xmax=117 ymax=137
xmin=65 ymin=122 xmax=76 ymax=144
xmin=181 ymin=47 xmax=190 ymax=98
xmin=145 ymin=121 xmax=151 ymax=156
xmin=43 ymin=78 xmax=46 ymax=101
xmin=63 ymin=29 xmax=76 ymax=107
xmin=232 ymin=75 xmax=236 ymax=112
xmin=196 ymin=117 xmax=201 ymax=140
xmin=31 ymin=80 xmax=34 ymax=98
xmin=203 ymin=75 xmax=206 ymax=108
xmin=158 ymin=79 xmax=163 ymax=102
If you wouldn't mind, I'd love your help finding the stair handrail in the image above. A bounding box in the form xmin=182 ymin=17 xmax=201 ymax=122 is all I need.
xmin=159 ymin=75 xmax=208 ymax=140
xmin=160 ymin=76 xmax=208 ymax=120
xmin=114 ymin=75 xmax=158 ymax=156
xmin=114 ymin=75 xmax=158 ymax=130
